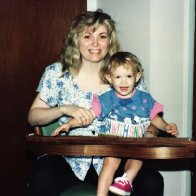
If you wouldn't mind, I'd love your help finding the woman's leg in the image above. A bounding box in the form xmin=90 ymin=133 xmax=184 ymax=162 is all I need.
xmin=115 ymin=160 xmax=164 ymax=196
xmin=97 ymin=157 xmax=121 ymax=196
xmin=131 ymin=162 xmax=164 ymax=196
xmin=27 ymin=155 xmax=81 ymax=196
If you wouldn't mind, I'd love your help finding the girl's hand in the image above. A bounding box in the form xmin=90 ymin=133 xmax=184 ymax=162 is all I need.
xmin=165 ymin=123 xmax=178 ymax=136
xmin=51 ymin=123 xmax=71 ymax=136
xmin=60 ymin=105 xmax=94 ymax=125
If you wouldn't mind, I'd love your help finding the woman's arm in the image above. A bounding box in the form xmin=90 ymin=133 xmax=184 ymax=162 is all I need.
xmin=28 ymin=94 xmax=65 ymax=126
xmin=28 ymin=94 xmax=95 ymax=126
xmin=51 ymin=109 xmax=97 ymax=136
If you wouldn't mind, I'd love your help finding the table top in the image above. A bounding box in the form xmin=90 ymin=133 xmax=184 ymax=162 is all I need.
xmin=26 ymin=134 xmax=196 ymax=159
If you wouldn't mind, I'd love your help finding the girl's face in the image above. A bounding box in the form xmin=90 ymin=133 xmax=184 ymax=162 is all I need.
xmin=78 ymin=25 xmax=110 ymax=64
xmin=106 ymin=64 xmax=141 ymax=98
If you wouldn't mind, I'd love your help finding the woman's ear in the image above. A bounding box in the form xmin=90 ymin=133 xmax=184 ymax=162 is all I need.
xmin=105 ymin=74 xmax=112 ymax=84
xmin=136 ymin=72 xmax=142 ymax=83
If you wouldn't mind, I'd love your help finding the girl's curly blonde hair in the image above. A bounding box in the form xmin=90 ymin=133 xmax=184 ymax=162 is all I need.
xmin=101 ymin=51 xmax=143 ymax=84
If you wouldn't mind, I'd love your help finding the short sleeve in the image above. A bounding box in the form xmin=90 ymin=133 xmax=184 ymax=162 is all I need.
xmin=37 ymin=63 xmax=63 ymax=107
xmin=150 ymin=101 xmax=164 ymax=119
xmin=91 ymin=94 xmax=102 ymax=118
xmin=93 ymin=90 xmax=114 ymax=120
xmin=139 ymin=91 xmax=164 ymax=119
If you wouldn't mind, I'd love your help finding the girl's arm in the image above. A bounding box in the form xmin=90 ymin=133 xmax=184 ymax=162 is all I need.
xmin=151 ymin=115 xmax=178 ymax=136
xmin=51 ymin=109 xmax=97 ymax=136
xmin=51 ymin=118 xmax=82 ymax=136
xmin=144 ymin=124 xmax=160 ymax=137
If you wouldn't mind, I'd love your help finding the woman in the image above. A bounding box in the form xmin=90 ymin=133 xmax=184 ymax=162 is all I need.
xmin=27 ymin=9 xmax=163 ymax=196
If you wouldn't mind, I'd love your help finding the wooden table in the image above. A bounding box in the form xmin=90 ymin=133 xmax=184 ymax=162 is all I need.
xmin=26 ymin=135 xmax=196 ymax=159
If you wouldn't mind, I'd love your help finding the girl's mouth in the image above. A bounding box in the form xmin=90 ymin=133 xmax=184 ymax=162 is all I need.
xmin=120 ymin=87 xmax=128 ymax=91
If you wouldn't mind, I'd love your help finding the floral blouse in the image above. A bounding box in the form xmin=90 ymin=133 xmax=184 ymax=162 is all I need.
xmin=36 ymin=62 xmax=148 ymax=181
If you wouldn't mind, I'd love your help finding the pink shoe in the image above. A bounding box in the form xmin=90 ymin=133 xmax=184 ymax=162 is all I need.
xmin=109 ymin=176 xmax=132 ymax=196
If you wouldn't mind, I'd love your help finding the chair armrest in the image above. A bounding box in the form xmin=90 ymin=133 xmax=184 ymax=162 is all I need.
xmin=34 ymin=121 xmax=59 ymax=136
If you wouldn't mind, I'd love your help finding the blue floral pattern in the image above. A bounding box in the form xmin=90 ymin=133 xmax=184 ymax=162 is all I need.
xmin=37 ymin=62 xmax=148 ymax=180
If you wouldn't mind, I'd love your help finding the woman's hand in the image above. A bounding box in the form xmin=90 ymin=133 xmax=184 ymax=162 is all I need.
xmin=60 ymin=105 xmax=95 ymax=125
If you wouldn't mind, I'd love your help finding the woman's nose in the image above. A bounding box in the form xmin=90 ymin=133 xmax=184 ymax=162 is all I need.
xmin=92 ymin=37 xmax=98 ymax=47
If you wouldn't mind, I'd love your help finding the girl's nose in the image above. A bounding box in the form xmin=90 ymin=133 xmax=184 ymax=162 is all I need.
xmin=121 ymin=78 xmax=127 ymax=84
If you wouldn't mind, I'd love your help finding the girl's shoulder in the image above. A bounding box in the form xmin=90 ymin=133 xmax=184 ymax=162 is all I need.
xmin=135 ymin=89 xmax=154 ymax=102
xmin=98 ymin=88 xmax=114 ymax=98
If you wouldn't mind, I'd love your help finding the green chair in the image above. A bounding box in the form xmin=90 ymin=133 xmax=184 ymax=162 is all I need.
xmin=34 ymin=122 xmax=97 ymax=196
xmin=34 ymin=120 xmax=59 ymax=136
xmin=60 ymin=183 xmax=96 ymax=196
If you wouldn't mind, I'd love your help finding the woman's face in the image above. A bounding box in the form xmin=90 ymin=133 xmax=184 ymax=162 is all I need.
xmin=78 ymin=25 xmax=110 ymax=64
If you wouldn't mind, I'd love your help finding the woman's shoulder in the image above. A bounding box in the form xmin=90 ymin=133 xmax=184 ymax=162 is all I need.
xmin=44 ymin=62 xmax=63 ymax=77
xmin=136 ymin=77 xmax=148 ymax=93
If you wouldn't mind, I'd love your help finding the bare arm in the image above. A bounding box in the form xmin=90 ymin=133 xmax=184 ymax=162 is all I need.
xmin=51 ymin=118 xmax=82 ymax=136
xmin=151 ymin=115 xmax=178 ymax=136
xmin=144 ymin=124 xmax=160 ymax=137
xmin=51 ymin=109 xmax=97 ymax=136
xmin=28 ymin=93 xmax=95 ymax=126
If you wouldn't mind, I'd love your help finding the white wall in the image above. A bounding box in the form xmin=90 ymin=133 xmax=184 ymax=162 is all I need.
xmin=88 ymin=0 xmax=195 ymax=196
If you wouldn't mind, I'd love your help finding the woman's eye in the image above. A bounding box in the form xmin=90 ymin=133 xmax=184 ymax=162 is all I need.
xmin=99 ymin=33 xmax=109 ymax=39
xmin=115 ymin=76 xmax=120 ymax=79
xmin=100 ymin=35 xmax=107 ymax=39
xmin=83 ymin=35 xmax=91 ymax=39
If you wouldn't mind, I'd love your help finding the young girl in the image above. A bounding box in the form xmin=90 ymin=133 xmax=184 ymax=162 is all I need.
xmin=52 ymin=51 xmax=178 ymax=196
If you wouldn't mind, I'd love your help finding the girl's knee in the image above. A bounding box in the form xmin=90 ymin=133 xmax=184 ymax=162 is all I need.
xmin=104 ymin=157 xmax=121 ymax=170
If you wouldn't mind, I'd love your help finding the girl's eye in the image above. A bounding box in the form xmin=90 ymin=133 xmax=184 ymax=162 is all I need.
xmin=115 ymin=76 xmax=120 ymax=79
xmin=127 ymin=75 xmax=133 ymax=78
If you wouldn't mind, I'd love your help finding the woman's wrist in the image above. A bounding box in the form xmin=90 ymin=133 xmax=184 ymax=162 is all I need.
xmin=59 ymin=105 xmax=66 ymax=116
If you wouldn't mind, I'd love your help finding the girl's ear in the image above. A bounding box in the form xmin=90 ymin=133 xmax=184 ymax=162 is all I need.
xmin=105 ymin=74 xmax=112 ymax=84
xmin=136 ymin=72 xmax=142 ymax=83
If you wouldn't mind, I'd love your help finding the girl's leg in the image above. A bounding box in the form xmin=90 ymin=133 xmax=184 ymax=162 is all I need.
xmin=123 ymin=159 xmax=143 ymax=183
xmin=115 ymin=160 xmax=164 ymax=196
xmin=109 ymin=159 xmax=140 ymax=195
xmin=97 ymin=157 xmax=121 ymax=196
xmin=27 ymin=155 xmax=81 ymax=196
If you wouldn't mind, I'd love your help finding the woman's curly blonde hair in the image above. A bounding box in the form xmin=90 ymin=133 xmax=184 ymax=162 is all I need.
xmin=60 ymin=9 xmax=120 ymax=77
